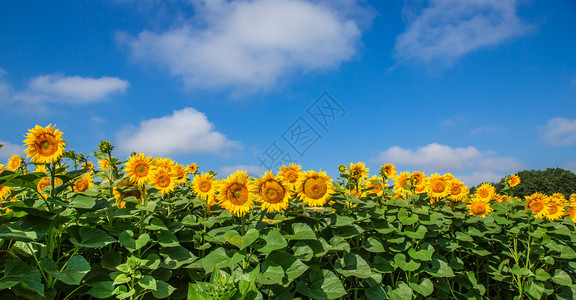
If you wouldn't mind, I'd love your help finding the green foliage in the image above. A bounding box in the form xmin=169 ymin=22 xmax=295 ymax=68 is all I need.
xmin=489 ymin=168 xmax=576 ymax=198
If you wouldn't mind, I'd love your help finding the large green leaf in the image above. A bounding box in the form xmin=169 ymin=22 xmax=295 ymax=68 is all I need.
xmin=152 ymin=280 xmax=176 ymax=299
xmin=0 ymin=217 xmax=51 ymax=242
xmin=0 ymin=259 xmax=45 ymax=296
xmin=87 ymin=281 xmax=115 ymax=299
xmin=253 ymin=228 xmax=287 ymax=253
xmin=257 ymin=260 xmax=284 ymax=285
xmin=160 ymin=246 xmax=197 ymax=269
xmin=424 ymin=254 xmax=455 ymax=277
xmin=118 ymin=230 xmax=150 ymax=252
xmin=551 ymin=269 xmax=573 ymax=286
xmin=407 ymin=242 xmax=435 ymax=261
xmin=387 ymin=282 xmax=414 ymax=300
xmin=200 ymin=247 xmax=245 ymax=273
xmin=408 ymin=277 xmax=434 ymax=297
xmin=156 ymin=230 xmax=180 ymax=247
xmin=364 ymin=236 xmax=385 ymax=253
xmin=397 ymin=208 xmax=418 ymax=225
xmin=404 ymin=225 xmax=428 ymax=240
xmin=39 ymin=255 xmax=91 ymax=285
xmin=70 ymin=227 xmax=116 ymax=248
xmin=335 ymin=253 xmax=373 ymax=278
xmin=295 ymin=269 xmax=347 ymax=300
xmin=267 ymin=251 xmax=309 ymax=284
xmin=285 ymin=222 xmax=317 ymax=240
xmin=393 ymin=253 xmax=420 ymax=272
xmin=225 ymin=228 xmax=259 ymax=250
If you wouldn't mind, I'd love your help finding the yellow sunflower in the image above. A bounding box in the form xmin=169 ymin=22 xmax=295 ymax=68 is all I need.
xmin=72 ymin=173 xmax=94 ymax=193
xmin=124 ymin=153 xmax=156 ymax=186
xmin=348 ymin=162 xmax=369 ymax=182
xmin=36 ymin=176 xmax=63 ymax=197
xmin=0 ymin=184 xmax=12 ymax=200
xmin=507 ymin=174 xmax=521 ymax=187
xmin=475 ymin=183 xmax=495 ymax=201
xmin=411 ymin=171 xmax=427 ymax=193
xmin=23 ymin=124 xmax=67 ymax=164
xmin=154 ymin=157 xmax=175 ymax=173
xmin=113 ymin=180 xmax=142 ymax=208
xmin=567 ymin=200 xmax=576 ymax=223
xmin=98 ymin=158 xmax=111 ymax=171
xmin=34 ymin=164 xmax=48 ymax=173
xmin=150 ymin=169 xmax=178 ymax=195
xmin=393 ymin=171 xmax=412 ymax=196
xmin=427 ymin=173 xmax=450 ymax=201
xmin=7 ymin=154 xmax=23 ymax=172
xmin=467 ymin=196 xmax=493 ymax=217
xmin=364 ymin=175 xmax=385 ymax=196
xmin=0 ymin=164 xmax=5 ymax=173
xmin=381 ymin=163 xmax=396 ymax=179
xmin=81 ymin=161 xmax=94 ymax=171
xmin=254 ymin=171 xmax=290 ymax=213
xmin=448 ymin=178 xmax=469 ymax=202
xmin=546 ymin=196 xmax=566 ymax=221
xmin=525 ymin=192 xmax=549 ymax=219
xmin=296 ymin=170 xmax=335 ymax=207
xmin=186 ymin=163 xmax=198 ymax=175
xmin=217 ymin=171 xmax=256 ymax=217
xmin=192 ymin=173 xmax=218 ymax=201
xmin=278 ymin=163 xmax=302 ymax=191
xmin=173 ymin=163 xmax=188 ymax=185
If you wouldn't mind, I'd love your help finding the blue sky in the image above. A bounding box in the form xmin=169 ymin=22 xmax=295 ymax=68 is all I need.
xmin=1 ymin=0 xmax=575 ymax=186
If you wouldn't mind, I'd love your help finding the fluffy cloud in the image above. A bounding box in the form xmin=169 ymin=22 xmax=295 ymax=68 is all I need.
xmin=375 ymin=143 xmax=523 ymax=185
xmin=218 ymin=164 xmax=266 ymax=178
xmin=120 ymin=0 xmax=367 ymax=91
xmin=13 ymin=74 xmax=129 ymax=104
xmin=540 ymin=117 xmax=576 ymax=146
xmin=394 ymin=0 xmax=531 ymax=65
xmin=0 ymin=140 xmax=25 ymax=160
xmin=116 ymin=107 xmax=240 ymax=156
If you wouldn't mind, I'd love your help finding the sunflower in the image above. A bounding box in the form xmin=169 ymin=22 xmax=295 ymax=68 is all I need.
xmin=186 ymin=163 xmax=198 ymax=175
xmin=0 ymin=184 xmax=12 ymax=200
xmin=546 ymin=195 xmax=566 ymax=221
xmin=525 ymin=192 xmax=549 ymax=219
xmin=34 ymin=164 xmax=48 ymax=173
xmin=255 ymin=171 xmax=290 ymax=213
xmin=348 ymin=162 xmax=369 ymax=182
xmin=114 ymin=180 xmax=142 ymax=208
xmin=467 ymin=196 xmax=493 ymax=217
xmin=72 ymin=173 xmax=94 ymax=193
xmin=411 ymin=171 xmax=427 ymax=193
xmin=296 ymin=170 xmax=335 ymax=207
xmin=150 ymin=169 xmax=178 ymax=195
xmin=7 ymin=154 xmax=23 ymax=171
xmin=427 ymin=173 xmax=450 ymax=201
xmin=82 ymin=161 xmax=94 ymax=171
xmin=393 ymin=171 xmax=412 ymax=196
xmin=217 ymin=171 xmax=256 ymax=217
xmin=154 ymin=157 xmax=175 ymax=173
xmin=36 ymin=176 xmax=63 ymax=197
xmin=494 ymin=194 xmax=509 ymax=203
xmin=364 ymin=175 xmax=385 ymax=196
xmin=192 ymin=173 xmax=218 ymax=201
xmin=98 ymin=158 xmax=111 ymax=171
xmin=0 ymin=164 xmax=5 ymax=173
xmin=23 ymin=124 xmax=67 ymax=164
xmin=475 ymin=183 xmax=495 ymax=201
xmin=380 ymin=163 xmax=396 ymax=179
xmin=507 ymin=174 xmax=521 ymax=187
xmin=124 ymin=153 xmax=156 ymax=186
xmin=278 ymin=163 xmax=302 ymax=191
xmin=448 ymin=178 xmax=469 ymax=202
xmin=567 ymin=200 xmax=576 ymax=223
xmin=173 ymin=163 xmax=188 ymax=185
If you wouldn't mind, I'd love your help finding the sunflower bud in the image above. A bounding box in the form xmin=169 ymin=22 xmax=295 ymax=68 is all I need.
xmin=337 ymin=165 xmax=347 ymax=173
xmin=98 ymin=140 xmax=114 ymax=153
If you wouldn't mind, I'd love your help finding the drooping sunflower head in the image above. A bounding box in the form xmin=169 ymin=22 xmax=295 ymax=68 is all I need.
xmin=348 ymin=162 xmax=369 ymax=182
xmin=393 ymin=171 xmax=412 ymax=196
xmin=364 ymin=175 xmax=385 ymax=196
xmin=427 ymin=173 xmax=450 ymax=200
xmin=278 ymin=163 xmax=302 ymax=190
xmin=255 ymin=171 xmax=290 ymax=213
xmin=98 ymin=158 xmax=111 ymax=171
xmin=124 ymin=153 xmax=156 ymax=186
xmin=23 ymin=124 xmax=67 ymax=164
xmin=475 ymin=183 xmax=495 ymax=201
xmin=467 ymin=196 xmax=493 ymax=218
xmin=72 ymin=173 xmax=94 ymax=194
xmin=380 ymin=163 xmax=396 ymax=179
xmin=7 ymin=154 xmax=23 ymax=172
xmin=296 ymin=170 xmax=334 ymax=207
xmin=217 ymin=172 xmax=255 ymax=217
xmin=448 ymin=178 xmax=469 ymax=202
xmin=113 ymin=180 xmax=142 ymax=208
xmin=507 ymin=174 xmax=521 ymax=187
xmin=192 ymin=173 xmax=218 ymax=201
xmin=186 ymin=163 xmax=198 ymax=175
xmin=525 ymin=192 xmax=549 ymax=218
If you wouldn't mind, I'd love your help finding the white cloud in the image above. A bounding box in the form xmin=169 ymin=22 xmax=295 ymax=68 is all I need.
xmin=540 ymin=117 xmax=576 ymax=146
xmin=116 ymin=107 xmax=240 ymax=156
xmin=394 ymin=0 xmax=531 ymax=65
xmin=0 ymin=140 xmax=25 ymax=160
xmin=13 ymin=74 xmax=129 ymax=104
xmin=375 ymin=143 xmax=523 ymax=186
xmin=218 ymin=164 xmax=266 ymax=178
xmin=120 ymin=0 xmax=366 ymax=91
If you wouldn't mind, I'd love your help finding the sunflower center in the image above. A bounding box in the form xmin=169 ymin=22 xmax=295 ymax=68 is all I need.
xmin=304 ymin=177 xmax=327 ymax=200
xmin=135 ymin=164 xmax=149 ymax=176
xmin=199 ymin=180 xmax=212 ymax=193
xmin=37 ymin=135 xmax=57 ymax=156
xmin=157 ymin=174 xmax=170 ymax=188
xmin=227 ymin=183 xmax=248 ymax=205
xmin=530 ymin=200 xmax=544 ymax=212
xmin=548 ymin=203 xmax=558 ymax=215
xmin=261 ymin=181 xmax=285 ymax=204
xmin=451 ymin=185 xmax=461 ymax=195
xmin=478 ymin=190 xmax=489 ymax=198
xmin=286 ymin=171 xmax=298 ymax=182
xmin=432 ymin=180 xmax=445 ymax=193
xmin=471 ymin=202 xmax=486 ymax=215
xmin=75 ymin=179 xmax=88 ymax=192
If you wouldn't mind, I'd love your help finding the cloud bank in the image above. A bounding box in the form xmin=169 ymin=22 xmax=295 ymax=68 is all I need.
xmin=540 ymin=117 xmax=576 ymax=146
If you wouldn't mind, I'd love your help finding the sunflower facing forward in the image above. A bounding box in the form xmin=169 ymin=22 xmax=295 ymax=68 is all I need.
xmin=23 ymin=124 xmax=67 ymax=164
xmin=296 ymin=170 xmax=334 ymax=207
xmin=255 ymin=171 xmax=290 ymax=213
xmin=6 ymin=154 xmax=23 ymax=172
xmin=72 ymin=172 xmax=94 ymax=193
xmin=124 ymin=153 xmax=156 ymax=186
xmin=150 ymin=169 xmax=178 ymax=195
xmin=217 ymin=171 xmax=256 ymax=217
xmin=467 ymin=196 xmax=493 ymax=218
xmin=192 ymin=173 xmax=219 ymax=201
xmin=278 ymin=163 xmax=302 ymax=191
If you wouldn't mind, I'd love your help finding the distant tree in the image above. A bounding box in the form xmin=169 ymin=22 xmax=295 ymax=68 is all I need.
xmin=485 ymin=168 xmax=576 ymax=199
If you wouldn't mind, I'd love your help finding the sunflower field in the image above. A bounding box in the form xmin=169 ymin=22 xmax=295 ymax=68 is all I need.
xmin=1 ymin=124 xmax=576 ymax=300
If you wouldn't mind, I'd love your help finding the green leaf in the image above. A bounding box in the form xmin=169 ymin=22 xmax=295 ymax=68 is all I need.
xmin=87 ymin=281 xmax=115 ymax=299
xmin=113 ymin=273 xmax=131 ymax=285
xmin=200 ymin=247 xmax=244 ymax=273
xmin=0 ymin=259 xmax=45 ymax=296
xmin=393 ymin=253 xmax=420 ymax=272
xmin=455 ymin=231 xmax=474 ymax=242
xmin=225 ymin=228 xmax=259 ymax=250
xmin=364 ymin=236 xmax=385 ymax=253
xmin=372 ymin=256 xmax=395 ymax=274
xmin=388 ymin=282 xmax=414 ymax=300
xmin=295 ymin=269 xmax=346 ymax=300
xmin=551 ymin=269 xmax=573 ymax=286
xmin=157 ymin=230 xmax=180 ymax=247
xmin=408 ymin=277 xmax=434 ymax=297
xmin=286 ymin=223 xmax=316 ymax=240
xmin=556 ymin=285 xmax=576 ymax=300
xmin=101 ymin=252 xmax=122 ymax=270
xmin=68 ymin=194 xmax=97 ymax=209
xmin=335 ymin=253 xmax=373 ymax=278
xmin=534 ymin=269 xmax=550 ymax=281
xmin=188 ymin=283 xmax=213 ymax=300
xmin=0 ymin=217 xmax=51 ymax=242
xmin=40 ymin=255 xmax=91 ymax=285
xmin=119 ymin=230 xmax=150 ymax=252
xmin=152 ymin=280 xmax=176 ymax=299
xmin=257 ymin=260 xmax=284 ymax=285
xmin=138 ymin=275 xmax=157 ymax=290
xmin=254 ymin=228 xmax=287 ymax=253
xmin=329 ymin=214 xmax=355 ymax=227
xmin=70 ymin=227 xmax=116 ymax=248
xmin=336 ymin=224 xmax=364 ymax=239
xmin=404 ymin=225 xmax=427 ymax=239
xmin=424 ymin=254 xmax=454 ymax=277
xmin=407 ymin=242 xmax=435 ymax=261
xmin=267 ymin=251 xmax=308 ymax=284
xmin=146 ymin=218 xmax=169 ymax=231
xmin=160 ymin=246 xmax=197 ymax=269
xmin=525 ymin=280 xmax=545 ymax=299
xmin=329 ymin=236 xmax=350 ymax=253
xmin=397 ymin=208 xmax=418 ymax=225
xmin=293 ymin=241 xmax=314 ymax=261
